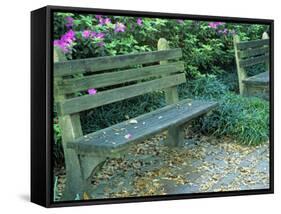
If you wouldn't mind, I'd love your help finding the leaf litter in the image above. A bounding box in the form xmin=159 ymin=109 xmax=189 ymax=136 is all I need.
xmin=54 ymin=128 xmax=269 ymax=200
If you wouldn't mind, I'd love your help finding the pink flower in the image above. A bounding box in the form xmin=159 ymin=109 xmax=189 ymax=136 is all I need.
xmin=88 ymin=88 xmax=97 ymax=95
xmin=114 ymin=22 xmax=126 ymax=32
xmin=96 ymin=32 xmax=105 ymax=39
xmin=208 ymin=22 xmax=225 ymax=29
xmin=54 ymin=41 xmax=67 ymax=53
xmin=89 ymin=31 xmax=105 ymax=39
xmin=124 ymin=134 xmax=132 ymax=139
xmin=137 ymin=18 xmax=142 ymax=26
xmin=91 ymin=31 xmax=97 ymax=38
xmin=98 ymin=18 xmax=104 ymax=25
xmin=82 ymin=30 xmax=91 ymax=38
xmin=104 ymin=18 xmax=111 ymax=25
xmin=96 ymin=15 xmax=111 ymax=26
xmin=53 ymin=40 xmax=61 ymax=46
xmin=209 ymin=22 xmax=217 ymax=29
xmin=65 ymin=16 xmax=74 ymax=28
xmin=177 ymin=19 xmax=184 ymax=24
xmin=99 ymin=17 xmax=111 ymax=25
xmin=61 ymin=29 xmax=75 ymax=43
xmin=53 ymin=40 xmax=69 ymax=53
xmin=218 ymin=28 xmax=229 ymax=35
xmin=53 ymin=30 xmax=76 ymax=53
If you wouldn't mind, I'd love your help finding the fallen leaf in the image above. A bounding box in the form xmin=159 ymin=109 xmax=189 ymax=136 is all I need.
xmin=129 ymin=119 xmax=138 ymax=124
xmin=125 ymin=134 xmax=132 ymax=139
xmin=83 ymin=192 xmax=91 ymax=200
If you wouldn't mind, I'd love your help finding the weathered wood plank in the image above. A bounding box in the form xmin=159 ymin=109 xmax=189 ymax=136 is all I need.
xmin=158 ymin=38 xmax=183 ymax=147
xmin=237 ymin=39 xmax=269 ymax=50
xmin=262 ymin=32 xmax=270 ymax=72
xmin=54 ymin=48 xmax=183 ymax=77
xmin=243 ymin=72 xmax=269 ymax=86
xmin=54 ymin=47 xmax=85 ymax=200
xmin=57 ymin=73 xmax=186 ymax=116
xmin=239 ymin=54 xmax=269 ymax=67
xmin=244 ymin=84 xmax=269 ymax=100
xmin=233 ymin=35 xmax=247 ymax=95
xmin=239 ymin=46 xmax=269 ymax=58
xmin=68 ymin=99 xmax=218 ymax=154
xmin=57 ymin=61 xmax=184 ymax=95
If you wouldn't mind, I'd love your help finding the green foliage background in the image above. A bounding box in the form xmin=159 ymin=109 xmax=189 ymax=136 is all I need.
xmin=53 ymin=13 xmax=268 ymax=77
xmin=52 ymin=12 xmax=269 ymax=166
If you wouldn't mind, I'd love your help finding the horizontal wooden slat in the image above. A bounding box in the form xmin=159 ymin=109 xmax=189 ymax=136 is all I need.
xmin=54 ymin=49 xmax=183 ymax=77
xmin=67 ymin=99 xmax=218 ymax=154
xmin=239 ymin=46 xmax=269 ymax=58
xmin=57 ymin=73 xmax=186 ymax=116
xmin=57 ymin=61 xmax=185 ymax=95
xmin=239 ymin=54 xmax=269 ymax=67
xmin=237 ymin=39 xmax=269 ymax=50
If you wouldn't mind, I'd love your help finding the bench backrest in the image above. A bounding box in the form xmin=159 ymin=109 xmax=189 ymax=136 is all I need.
xmin=54 ymin=42 xmax=185 ymax=117
xmin=233 ymin=32 xmax=270 ymax=94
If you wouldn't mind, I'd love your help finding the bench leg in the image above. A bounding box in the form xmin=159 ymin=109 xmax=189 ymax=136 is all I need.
xmin=165 ymin=125 xmax=185 ymax=147
xmin=62 ymin=153 xmax=106 ymax=201
xmin=79 ymin=155 xmax=107 ymax=194
xmin=61 ymin=149 xmax=84 ymax=201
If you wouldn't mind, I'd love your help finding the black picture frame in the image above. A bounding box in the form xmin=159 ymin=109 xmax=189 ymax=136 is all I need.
xmin=31 ymin=5 xmax=274 ymax=208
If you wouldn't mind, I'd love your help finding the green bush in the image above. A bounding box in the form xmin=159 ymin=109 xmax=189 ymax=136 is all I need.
xmin=178 ymin=74 xmax=228 ymax=99
xmin=196 ymin=92 xmax=269 ymax=145
xmin=218 ymin=70 xmax=239 ymax=93
xmin=53 ymin=12 xmax=268 ymax=78
xmin=53 ymin=122 xmax=64 ymax=166
xmin=178 ymin=75 xmax=269 ymax=145
xmin=80 ymin=92 xmax=165 ymax=134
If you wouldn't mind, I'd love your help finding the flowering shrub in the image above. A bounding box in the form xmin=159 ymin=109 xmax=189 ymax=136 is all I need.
xmin=53 ymin=29 xmax=76 ymax=53
xmin=53 ymin=12 xmax=267 ymax=77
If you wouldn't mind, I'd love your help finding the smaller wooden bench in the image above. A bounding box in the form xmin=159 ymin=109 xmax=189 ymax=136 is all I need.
xmin=54 ymin=38 xmax=218 ymax=200
xmin=233 ymin=32 xmax=270 ymax=100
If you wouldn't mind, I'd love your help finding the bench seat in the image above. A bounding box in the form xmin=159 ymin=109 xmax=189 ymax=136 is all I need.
xmin=68 ymin=99 xmax=218 ymax=154
xmin=242 ymin=71 xmax=269 ymax=86
xmin=242 ymin=71 xmax=269 ymax=100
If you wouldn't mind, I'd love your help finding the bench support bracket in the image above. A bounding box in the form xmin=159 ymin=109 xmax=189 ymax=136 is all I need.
xmin=61 ymin=148 xmax=84 ymax=201
xmin=158 ymin=38 xmax=186 ymax=148
xmin=165 ymin=125 xmax=185 ymax=147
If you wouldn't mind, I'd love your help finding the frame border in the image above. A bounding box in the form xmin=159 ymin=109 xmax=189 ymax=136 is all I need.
xmin=32 ymin=5 xmax=274 ymax=208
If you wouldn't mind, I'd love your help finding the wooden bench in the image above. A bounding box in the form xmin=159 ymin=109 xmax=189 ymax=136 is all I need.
xmin=54 ymin=38 xmax=218 ymax=200
xmin=233 ymin=32 xmax=270 ymax=100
